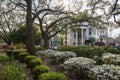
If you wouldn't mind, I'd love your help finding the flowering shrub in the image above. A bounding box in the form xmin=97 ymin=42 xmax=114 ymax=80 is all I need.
xmin=36 ymin=50 xmax=76 ymax=64
xmin=63 ymin=57 xmax=96 ymax=69
xmin=63 ymin=57 xmax=96 ymax=80
xmin=63 ymin=56 xmax=120 ymax=80
xmin=96 ymin=53 xmax=120 ymax=65
xmin=88 ymin=64 xmax=120 ymax=80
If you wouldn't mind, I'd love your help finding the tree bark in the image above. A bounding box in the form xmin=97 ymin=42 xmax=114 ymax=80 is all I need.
xmin=65 ymin=28 xmax=67 ymax=46
xmin=43 ymin=36 xmax=49 ymax=49
xmin=26 ymin=0 xmax=35 ymax=54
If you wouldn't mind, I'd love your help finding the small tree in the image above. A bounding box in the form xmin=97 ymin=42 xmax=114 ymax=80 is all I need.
xmin=89 ymin=37 xmax=96 ymax=46
xmin=10 ymin=24 xmax=41 ymax=45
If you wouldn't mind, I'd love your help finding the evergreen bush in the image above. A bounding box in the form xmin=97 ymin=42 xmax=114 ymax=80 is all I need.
xmin=34 ymin=46 xmax=43 ymax=52
xmin=25 ymin=55 xmax=37 ymax=65
xmin=13 ymin=50 xmax=24 ymax=59
xmin=28 ymin=59 xmax=42 ymax=69
xmin=18 ymin=52 xmax=29 ymax=63
xmin=32 ymin=65 xmax=50 ymax=78
xmin=38 ymin=72 xmax=67 ymax=80
xmin=6 ymin=50 xmax=13 ymax=57
xmin=57 ymin=46 xmax=120 ymax=58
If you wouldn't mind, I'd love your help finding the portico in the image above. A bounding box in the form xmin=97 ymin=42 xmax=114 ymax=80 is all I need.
xmin=75 ymin=27 xmax=89 ymax=46
xmin=66 ymin=26 xmax=89 ymax=46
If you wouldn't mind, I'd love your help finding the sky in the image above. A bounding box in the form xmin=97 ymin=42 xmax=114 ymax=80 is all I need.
xmin=110 ymin=28 xmax=120 ymax=38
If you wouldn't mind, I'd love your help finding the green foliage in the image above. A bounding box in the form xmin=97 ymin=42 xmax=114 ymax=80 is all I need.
xmin=38 ymin=72 xmax=67 ymax=80
xmin=6 ymin=50 xmax=13 ymax=57
xmin=0 ymin=55 xmax=11 ymax=62
xmin=1 ymin=61 xmax=26 ymax=80
xmin=32 ymin=65 xmax=50 ymax=77
xmin=34 ymin=46 xmax=44 ymax=52
xmin=13 ymin=50 xmax=25 ymax=59
xmin=0 ymin=44 xmax=3 ymax=49
xmin=72 ymin=11 xmax=90 ymax=21
xmin=57 ymin=46 xmax=106 ymax=58
xmin=6 ymin=49 xmax=26 ymax=58
xmin=18 ymin=52 xmax=30 ymax=63
xmin=14 ymin=42 xmax=24 ymax=49
xmin=28 ymin=58 xmax=42 ymax=69
xmin=107 ymin=48 xmax=120 ymax=54
xmin=89 ymin=37 xmax=96 ymax=43
xmin=10 ymin=24 xmax=41 ymax=45
xmin=24 ymin=55 xmax=37 ymax=64
xmin=57 ymin=46 xmax=120 ymax=58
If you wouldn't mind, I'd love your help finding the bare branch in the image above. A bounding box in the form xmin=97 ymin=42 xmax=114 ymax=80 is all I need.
xmin=45 ymin=16 xmax=71 ymax=33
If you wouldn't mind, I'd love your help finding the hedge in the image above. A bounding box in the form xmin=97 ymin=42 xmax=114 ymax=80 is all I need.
xmin=56 ymin=46 xmax=120 ymax=58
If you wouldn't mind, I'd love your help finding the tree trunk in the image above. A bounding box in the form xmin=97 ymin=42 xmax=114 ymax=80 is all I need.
xmin=26 ymin=0 xmax=35 ymax=54
xmin=65 ymin=29 xmax=67 ymax=46
xmin=43 ymin=37 xmax=49 ymax=49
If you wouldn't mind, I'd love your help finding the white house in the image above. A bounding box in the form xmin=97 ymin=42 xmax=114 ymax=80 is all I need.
xmin=63 ymin=22 xmax=108 ymax=46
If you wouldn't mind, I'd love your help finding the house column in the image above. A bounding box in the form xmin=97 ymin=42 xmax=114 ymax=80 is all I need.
xmin=81 ymin=28 xmax=84 ymax=45
xmin=76 ymin=31 xmax=78 ymax=46
xmin=86 ymin=29 xmax=89 ymax=40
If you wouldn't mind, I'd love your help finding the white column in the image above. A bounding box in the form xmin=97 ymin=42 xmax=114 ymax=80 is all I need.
xmin=86 ymin=29 xmax=89 ymax=40
xmin=81 ymin=28 xmax=84 ymax=45
xmin=76 ymin=31 xmax=78 ymax=46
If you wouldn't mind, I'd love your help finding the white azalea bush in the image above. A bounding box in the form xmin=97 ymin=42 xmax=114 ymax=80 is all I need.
xmin=88 ymin=64 xmax=120 ymax=80
xmin=36 ymin=50 xmax=76 ymax=64
xmin=36 ymin=50 xmax=120 ymax=80
xmin=63 ymin=57 xmax=96 ymax=80
xmin=95 ymin=53 xmax=120 ymax=65
xmin=63 ymin=57 xmax=120 ymax=80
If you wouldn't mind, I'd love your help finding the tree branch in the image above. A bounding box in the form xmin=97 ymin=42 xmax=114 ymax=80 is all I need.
xmin=45 ymin=16 xmax=71 ymax=33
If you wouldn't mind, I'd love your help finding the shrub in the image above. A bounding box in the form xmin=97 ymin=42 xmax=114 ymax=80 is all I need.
xmin=88 ymin=64 xmax=120 ymax=80
xmin=18 ymin=52 xmax=29 ymax=63
xmin=0 ymin=44 xmax=2 ymax=49
xmin=63 ymin=57 xmax=96 ymax=80
xmin=57 ymin=46 xmax=107 ymax=58
xmin=13 ymin=50 xmax=24 ymax=59
xmin=0 ymin=55 xmax=11 ymax=62
xmin=32 ymin=65 xmax=50 ymax=78
xmin=36 ymin=50 xmax=76 ymax=64
xmin=14 ymin=43 xmax=24 ymax=49
xmin=38 ymin=72 xmax=67 ymax=80
xmin=6 ymin=50 xmax=13 ymax=57
xmin=6 ymin=50 xmax=26 ymax=58
xmin=1 ymin=61 xmax=26 ymax=80
xmin=107 ymin=48 xmax=120 ymax=54
xmin=28 ymin=59 xmax=42 ymax=69
xmin=95 ymin=53 xmax=120 ymax=65
xmin=24 ymin=55 xmax=37 ymax=65
xmin=2 ymin=45 xmax=9 ymax=49
xmin=34 ymin=46 xmax=43 ymax=52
